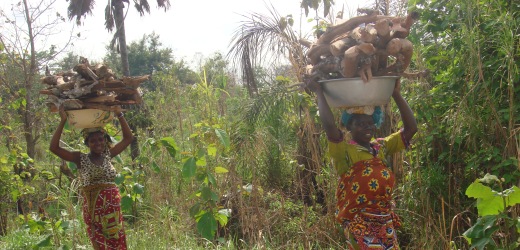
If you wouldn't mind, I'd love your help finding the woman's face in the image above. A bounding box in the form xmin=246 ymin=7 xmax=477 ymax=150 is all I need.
xmin=87 ymin=132 xmax=106 ymax=154
xmin=348 ymin=114 xmax=376 ymax=145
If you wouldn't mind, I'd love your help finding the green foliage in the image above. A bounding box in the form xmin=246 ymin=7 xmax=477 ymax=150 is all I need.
xmin=17 ymin=212 xmax=78 ymax=250
xmin=300 ymin=0 xmax=333 ymax=18
xmin=466 ymin=174 xmax=520 ymax=217
xmin=463 ymin=174 xmax=520 ymax=250
xmin=184 ymin=121 xmax=231 ymax=240
xmin=197 ymin=53 xmax=230 ymax=88
xmin=0 ymin=146 xmax=36 ymax=207
xmin=53 ymin=52 xmax=80 ymax=72
xmin=116 ymin=136 xmax=181 ymax=217
xmin=4 ymin=1 xmax=520 ymax=248
xmin=116 ymin=166 xmax=145 ymax=217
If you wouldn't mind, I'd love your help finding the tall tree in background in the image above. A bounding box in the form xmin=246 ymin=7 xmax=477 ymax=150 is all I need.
xmin=104 ymin=33 xmax=197 ymax=87
xmin=0 ymin=0 xmax=74 ymax=159
xmin=66 ymin=0 xmax=171 ymax=160
xmin=0 ymin=0 xmax=75 ymax=230
xmin=103 ymin=33 xmax=177 ymax=139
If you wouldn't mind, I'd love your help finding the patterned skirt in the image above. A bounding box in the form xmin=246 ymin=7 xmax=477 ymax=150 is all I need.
xmin=81 ymin=183 xmax=127 ymax=250
xmin=335 ymin=158 xmax=400 ymax=249
xmin=343 ymin=210 xmax=400 ymax=250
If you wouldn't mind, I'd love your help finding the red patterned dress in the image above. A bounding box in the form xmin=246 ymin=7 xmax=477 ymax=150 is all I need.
xmin=328 ymin=130 xmax=408 ymax=249
xmin=78 ymin=150 xmax=127 ymax=250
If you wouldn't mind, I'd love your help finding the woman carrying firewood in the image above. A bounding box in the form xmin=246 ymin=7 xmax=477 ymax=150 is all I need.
xmin=306 ymin=78 xmax=417 ymax=249
xmin=50 ymin=106 xmax=133 ymax=250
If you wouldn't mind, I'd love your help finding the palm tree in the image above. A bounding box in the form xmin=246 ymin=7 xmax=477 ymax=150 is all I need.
xmin=228 ymin=5 xmax=308 ymax=96
xmin=228 ymin=4 xmax=328 ymax=210
xmin=66 ymin=0 xmax=171 ymax=159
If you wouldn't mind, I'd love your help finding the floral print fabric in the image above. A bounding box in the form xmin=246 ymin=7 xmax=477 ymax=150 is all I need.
xmin=328 ymin=130 xmax=408 ymax=249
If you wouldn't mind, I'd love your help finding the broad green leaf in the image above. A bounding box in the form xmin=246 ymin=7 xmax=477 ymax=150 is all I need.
xmin=470 ymin=237 xmax=496 ymax=250
xmin=214 ymin=166 xmax=228 ymax=174
xmin=463 ymin=215 xmax=498 ymax=249
xmin=504 ymin=186 xmax=520 ymax=207
xmin=215 ymin=212 xmax=228 ymax=227
xmin=467 ymin=182 xmax=520 ymax=216
xmin=10 ymin=189 xmax=20 ymax=201
xmin=121 ymin=195 xmax=133 ymax=212
xmin=465 ymin=215 xmax=499 ymax=250
xmin=196 ymin=156 xmax=207 ymax=167
xmin=133 ymin=183 xmax=144 ymax=194
xmin=476 ymin=195 xmax=503 ymax=216
xmin=182 ymin=157 xmax=196 ymax=178
xmin=34 ymin=234 xmax=53 ymax=248
xmin=200 ymin=186 xmax=219 ymax=202
xmin=207 ymin=172 xmax=216 ymax=186
xmin=160 ymin=137 xmax=178 ymax=158
xmin=115 ymin=173 xmax=124 ymax=185
xmin=189 ymin=203 xmax=201 ymax=218
xmin=214 ymin=128 xmax=230 ymax=149
xmin=207 ymin=144 xmax=217 ymax=156
xmin=67 ymin=162 xmax=77 ymax=173
xmin=466 ymin=182 xmax=494 ymax=199
xmin=197 ymin=212 xmax=217 ymax=240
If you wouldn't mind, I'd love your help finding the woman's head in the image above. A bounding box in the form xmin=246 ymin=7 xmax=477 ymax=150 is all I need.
xmin=341 ymin=106 xmax=384 ymax=144
xmin=341 ymin=106 xmax=384 ymax=129
xmin=82 ymin=128 xmax=112 ymax=153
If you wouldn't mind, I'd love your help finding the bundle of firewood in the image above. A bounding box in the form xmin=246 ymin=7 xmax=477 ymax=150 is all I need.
xmin=301 ymin=9 xmax=423 ymax=82
xmin=40 ymin=58 xmax=149 ymax=112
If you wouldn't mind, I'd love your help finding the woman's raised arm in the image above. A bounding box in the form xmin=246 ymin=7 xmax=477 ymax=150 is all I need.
xmin=307 ymin=79 xmax=342 ymax=141
xmin=109 ymin=106 xmax=134 ymax=157
xmin=392 ymin=78 xmax=417 ymax=142
xmin=49 ymin=107 xmax=80 ymax=164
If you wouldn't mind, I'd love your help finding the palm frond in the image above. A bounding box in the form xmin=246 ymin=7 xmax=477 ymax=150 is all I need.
xmin=155 ymin=0 xmax=171 ymax=10
xmin=133 ymin=0 xmax=151 ymax=16
xmin=67 ymin=0 xmax=96 ymax=25
xmin=232 ymin=84 xmax=295 ymax=149
xmin=227 ymin=4 xmax=308 ymax=97
xmin=104 ymin=3 xmax=115 ymax=31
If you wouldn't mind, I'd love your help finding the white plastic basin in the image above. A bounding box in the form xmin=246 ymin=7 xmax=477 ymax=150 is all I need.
xmin=66 ymin=109 xmax=113 ymax=129
xmin=320 ymin=76 xmax=398 ymax=108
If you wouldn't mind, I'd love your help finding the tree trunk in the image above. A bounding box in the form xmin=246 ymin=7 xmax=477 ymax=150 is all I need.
xmin=22 ymin=0 xmax=37 ymax=160
xmin=113 ymin=0 xmax=140 ymax=160
xmin=0 ymin=208 xmax=6 ymax=236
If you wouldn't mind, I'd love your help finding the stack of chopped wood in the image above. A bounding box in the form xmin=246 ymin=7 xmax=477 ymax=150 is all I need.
xmin=301 ymin=9 xmax=424 ymax=82
xmin=40 ymin=58 xmax=149 ymax=112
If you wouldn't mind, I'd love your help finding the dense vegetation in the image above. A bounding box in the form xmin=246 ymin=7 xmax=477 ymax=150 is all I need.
xmin=0 ymin=0 xmax=519 ymax=249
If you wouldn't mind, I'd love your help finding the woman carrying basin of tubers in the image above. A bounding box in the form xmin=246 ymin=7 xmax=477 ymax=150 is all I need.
xmin=306 ymin=77 xmax=417 ymax=249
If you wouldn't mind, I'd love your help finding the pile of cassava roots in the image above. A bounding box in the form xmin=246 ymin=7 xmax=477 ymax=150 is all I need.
xmin=301 ymin=9 xmax=420 ymax=82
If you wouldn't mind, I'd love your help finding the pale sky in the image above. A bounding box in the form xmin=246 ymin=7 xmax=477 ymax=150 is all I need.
xmin=1 ymin=0 xmax=368 ymax=65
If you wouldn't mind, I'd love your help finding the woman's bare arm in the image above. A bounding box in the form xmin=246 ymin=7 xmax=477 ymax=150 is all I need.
xmin=109 ymin=106 xmax=134 ymax=157
xmin=307 ymin=79 xmax=342 ymax=141
xmin=49 ymin=107 xmax=80 ymax=164
xmin=392 ymin=78 xmax=417 ymax=142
